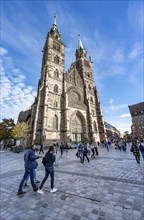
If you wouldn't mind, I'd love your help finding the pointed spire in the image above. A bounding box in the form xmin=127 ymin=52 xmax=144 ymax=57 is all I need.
xmin=54 ymin=14 xmax=56 ymax=26
xmin=78 ymin=34 xmax=84 ymax=50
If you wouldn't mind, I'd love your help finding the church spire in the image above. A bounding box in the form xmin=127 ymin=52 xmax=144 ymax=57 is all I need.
xmin=78 ymin=34 xmax=84 ymax=50
xmin=54 ymin=14 xmax=57 ymax=26
xmin=48 ymin=14 xmax=62 ymax=41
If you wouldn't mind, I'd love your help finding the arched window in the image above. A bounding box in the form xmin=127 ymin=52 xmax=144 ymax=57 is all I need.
xmin=53 ymin=114 xmax=58 ymax=130
xmin=54 ymin=101 xmax=58 ymax=108
xmin=87 ymin=72 xmax=90 ymax=78
xmin=54 ymin=69 xmax=59 ymax=78
xmin=89 ymin=84 xmax=91 ymax=90
xmin=90 ymin=97 xmax=93 ymax=103
xmin=91 ymin=110 xmax=94 ymax=116
xmin=54 ymin=84 xmax=58 ymax=93
xmin=94 ymin=121 xmax=97 ymax=132
xmin=54 ymin=55 xmax=59 ymax=64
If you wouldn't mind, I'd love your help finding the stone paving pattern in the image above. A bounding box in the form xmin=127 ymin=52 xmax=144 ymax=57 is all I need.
xmin=0 ymin=144 xmax=144 ymax=220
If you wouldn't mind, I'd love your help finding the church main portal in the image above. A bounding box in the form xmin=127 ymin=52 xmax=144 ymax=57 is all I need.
xmin=70 ymin=111 xmax=86 ymax=142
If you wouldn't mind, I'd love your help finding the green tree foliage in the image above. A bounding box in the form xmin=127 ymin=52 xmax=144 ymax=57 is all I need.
xmin=11 ymin=122 xmax=21 ymax=139
xmin=123 ymin=131 xmax=131 ymax=141
xmin=0 ymin=118 xmax=15 ymax=140
xmin=12 ymin=122 xmax=29 ymax=140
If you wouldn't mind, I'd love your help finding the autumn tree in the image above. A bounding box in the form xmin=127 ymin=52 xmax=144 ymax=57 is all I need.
xmin=0 ymin=118 xmax=15 ymax=141
xmin=12 ymin=122 xmax=29 ymax=140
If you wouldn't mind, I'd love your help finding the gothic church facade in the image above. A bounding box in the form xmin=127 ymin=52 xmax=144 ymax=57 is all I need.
xmin=18 ymin=16 xmax=107 ymax=145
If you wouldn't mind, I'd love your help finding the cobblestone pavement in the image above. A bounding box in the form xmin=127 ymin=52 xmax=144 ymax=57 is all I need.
xmin=0 ymin=144 xmax=144 ymax=220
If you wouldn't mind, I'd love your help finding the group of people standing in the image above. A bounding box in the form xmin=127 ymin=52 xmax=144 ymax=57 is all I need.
xmin=76 ymin=141 xmax=99 ymax=164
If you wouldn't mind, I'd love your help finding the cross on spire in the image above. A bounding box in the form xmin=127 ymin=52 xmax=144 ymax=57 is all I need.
xmin=54 ymin=14 xmax=56 ymax=26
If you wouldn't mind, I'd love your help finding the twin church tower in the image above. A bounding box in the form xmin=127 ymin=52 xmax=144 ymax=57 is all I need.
xmin=18 ymin=16 xmax=107 ymax=145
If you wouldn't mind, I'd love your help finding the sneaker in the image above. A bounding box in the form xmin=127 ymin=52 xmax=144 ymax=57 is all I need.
xmin=17 ymin=191 xmax=26 ymax=196
xmin=37 ymin=189 xmax=43 ymax=195
xmin=50 ymin=188 xmax=57 ymax=193
xmin=33 ymin=187 xmax=38 ymax=192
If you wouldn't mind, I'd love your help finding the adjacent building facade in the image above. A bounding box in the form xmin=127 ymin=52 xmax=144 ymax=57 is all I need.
xmin=104 ymin=122 xmax=121 ymax=141
xmin=18 ymin=16 xmax=107 ymax=145
xmin=128 ymin=102 xmax=144 ymax=140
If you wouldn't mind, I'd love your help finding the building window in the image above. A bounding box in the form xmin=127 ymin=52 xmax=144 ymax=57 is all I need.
xmin=90 ymin=97 xmax=93 ymax=103
xmin=94 ymin=121 xmax=97 ymax=132
xmin=54 ymin=69 xmax=59 ymax=78
xmin=89 ymin=84 xmax=91 ymax=90
xmin=54 ymin=55 xmax=59 ymax=64
xmin=54 ymin=101 xmax=58 ymax=108
xmin=53 ymin=114 xmax=58 ymax=130
xmin=92 ymin=110 xmax=94 ymax=116
xmin=53 ymin=42 xmax=60 ymax=51
xmin=54 ymin=84 xmax=58 ymax=93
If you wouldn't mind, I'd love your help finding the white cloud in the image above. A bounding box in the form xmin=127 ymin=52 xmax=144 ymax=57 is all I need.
xmin=1 ymin=47 xmax=8 ymax=56
xmin=128 ymin=43 xmax=142 ymax=61
xmin=0 ymin=48 xmax=36 ymax=122
xmin=108 ymin=98 xmax=128 ymax=111
xmin=113 ymin=48 xmax=124 ymax=63
xmin=128 ymin=1 xmax=143 ymax=33
xmin=120 ymin=113 xmax=131 ymax=118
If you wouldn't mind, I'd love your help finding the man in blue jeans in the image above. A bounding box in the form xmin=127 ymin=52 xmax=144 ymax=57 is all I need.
xmin=17 ymin=144 xmax=42 ymax=196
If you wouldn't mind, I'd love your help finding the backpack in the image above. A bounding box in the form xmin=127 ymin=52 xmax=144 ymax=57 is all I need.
xmin=139 ymin=144 xmax=144 ymax=152
xmin=42 ymin=157 xmax=46 ymax=166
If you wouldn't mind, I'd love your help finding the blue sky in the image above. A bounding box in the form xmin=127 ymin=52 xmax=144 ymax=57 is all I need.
xmin=1 ymin=1 xmax=143 ymax=135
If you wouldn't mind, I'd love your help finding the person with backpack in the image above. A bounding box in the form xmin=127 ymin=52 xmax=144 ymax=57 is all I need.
xmin=37 ymin=146 xmax=57 ymax=194
xmin=138 ymin=140 xmax=144 ymax=160
xmin=130 ymin=141 xmax=141 ymax=164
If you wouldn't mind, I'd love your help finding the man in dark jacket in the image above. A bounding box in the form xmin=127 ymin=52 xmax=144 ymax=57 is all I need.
xmin=17 ymin=144 xmax=42 ymax=195
xmin=130 ymin=142 xmax=140 ymax=164
xmin=37 ymin=145 xmax=57 ymax=194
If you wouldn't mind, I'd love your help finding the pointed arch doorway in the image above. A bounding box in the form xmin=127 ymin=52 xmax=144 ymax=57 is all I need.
xmin=70 ymin=111 xmax=86 ymax=143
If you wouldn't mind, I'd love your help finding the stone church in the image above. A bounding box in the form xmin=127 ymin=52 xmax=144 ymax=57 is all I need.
xmin=18 ymin=16 xmax=107 ymax=146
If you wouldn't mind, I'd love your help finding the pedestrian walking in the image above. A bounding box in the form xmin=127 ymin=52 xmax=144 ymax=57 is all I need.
xmin=95 ymin=142 xmax=99 ymax=155
xmin=121 ymin=140 xmax=127 ymax=152
xmin=23 ymin=160 xmax=40 ymax=186
xmin=87 ymin=143 xmax=91 ymax=157
xmin=82 ymin=143 xmax=89 ymax=164
xmin=65 ymin=142 xmax=69 ymax=158
xmin=60 ymin=142 xmax=64 ymax=157
xmin=37 ymin=146 xmax=57 ymax=194
xmin=104 ymin=141 xmax=109 ymax=151
xmin=39 ymin=144 xmax=44 ymax=154
xmin=91 ymin=142 xmax=95 ymax=158
xmin=77 ymin=142 xmax=83 ymax=162
xmin=130 ymin=142 xmax=141 ymax=164
xmin=17 ymin=144 xmax=42 ymax=196
xmin=138 ymin=140 xmax=144 ymax=160
xmin=56 ymin=142 xmax=59 ymax=154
